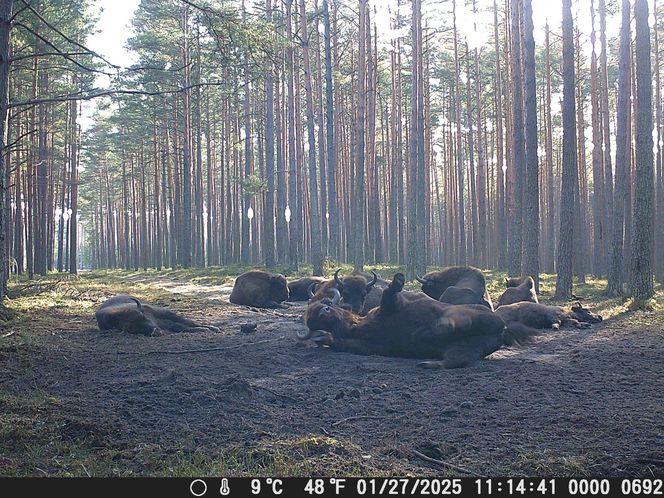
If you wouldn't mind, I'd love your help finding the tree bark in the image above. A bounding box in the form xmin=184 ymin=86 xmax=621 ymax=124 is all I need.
xmin=555 ymin=0 xmax=579 ymax=300
xmin=630 ymin=0 xmax=655 ymax=302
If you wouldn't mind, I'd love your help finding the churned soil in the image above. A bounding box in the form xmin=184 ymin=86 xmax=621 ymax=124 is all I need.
xmin=1 ymin=274 xmax=663 ymax=477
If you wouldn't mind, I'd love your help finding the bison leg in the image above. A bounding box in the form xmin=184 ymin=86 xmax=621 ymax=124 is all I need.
xmin=564 ymin=318 xmax=591 ymax=329
xmin=378 ymin=273 xmax=407 ymax=314
xmin=314 ymin=331 xmax=392 ymax=356
xmin=442 ymin=334 xmax=503 ymax=369
xmin=156 ymin=320 xmax=205 ymax=333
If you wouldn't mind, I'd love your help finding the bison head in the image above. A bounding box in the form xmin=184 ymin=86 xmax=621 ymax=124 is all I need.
xmin=570 ymin=302 xmax=603 ymax=324
xmin=126 ymin=298 xmax=161 ymax=336
xmin=334 ymin=268 xmax=378 ymax=314
xmin=306 ymin=280 xmax=326 ymax=299
xmin=416 ymin=272 xmax=446 ymax=300
xmin=270 ymin=274 xmax=290 ymax=303
xmin=297 ymin=288 xmax=340 ymax=339
xmin=300 ymin=290 xmax=359 ymax=340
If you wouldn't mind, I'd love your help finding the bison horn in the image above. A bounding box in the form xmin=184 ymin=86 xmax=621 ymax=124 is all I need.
xmin=334 ymin=268 xmax=343 ymax=287
xmin=416 ymin=273 xmax=427 ymax=284
xmin=307 ymin=282 xmax=318 ymax=299
xmin=296 ymin=328 xmax=312 ymax=340
xmin=328 ymin=287 xmax=341 ymax=305
xmin=366 ymin=271 xmax=378 ymax=289
xmin=129 ymin=297 xmax=144 ymax=313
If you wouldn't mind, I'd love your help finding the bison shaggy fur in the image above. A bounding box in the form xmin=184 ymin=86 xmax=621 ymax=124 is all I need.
xmin=497 ymin=275 xmax=539 ymax=307
xmin=495 ymin=301 xmax=603 ymax=338
xmin=310 ymin=269 xmax=383 ymax=315
xmin=287 ymin=276 xmax=328 ymax=302
xmin=229 ymin=270 xmax=290 ymax=308
xmin=302 ymin=273 xmax=509 ymax=369
xmin=418 ymin=266 xmax=494 ymax=310
xmin=95 ymin=295 xmax=220 ymax=336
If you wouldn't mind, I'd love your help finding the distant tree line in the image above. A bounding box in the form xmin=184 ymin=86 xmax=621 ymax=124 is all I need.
xmin=0 ymin=0 xmax=661 ymax=307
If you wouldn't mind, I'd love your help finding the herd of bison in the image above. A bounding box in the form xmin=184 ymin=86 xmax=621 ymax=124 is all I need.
xmin=96 ymin=266 xmax=602 ymax=369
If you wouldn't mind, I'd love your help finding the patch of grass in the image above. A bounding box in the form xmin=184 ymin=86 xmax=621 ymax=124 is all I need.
xmin=165 ymin=436 xmax=386 ymax=477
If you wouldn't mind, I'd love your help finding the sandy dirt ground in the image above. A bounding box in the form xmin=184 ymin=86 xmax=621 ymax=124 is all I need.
xmin=1 ymin=274 xmax=663 ymax=477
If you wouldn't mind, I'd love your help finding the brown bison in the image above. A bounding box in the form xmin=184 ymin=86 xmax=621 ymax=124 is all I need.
xmin=287 ymin=276 xmax=328 ymax=302
xmin=497 ymin=275 xmax=539 ymax=307
xmin=95 ymin=295 xmax=220 ymax=336
xmin=417 ymin=266 xmax=494 ymax=310
xmin=301 ymin=273 xmax=514 ymax=369
xmin=229 ymin=270 xmax=290 ymax=308
xmin=310 ymin=268 xmax=383 ymax=315
xmin=495 ymin=301 xmax=603 ymax=337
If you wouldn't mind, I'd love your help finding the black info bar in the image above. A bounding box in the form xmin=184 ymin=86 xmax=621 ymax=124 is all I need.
xmin=0 ymin=477 xmax=662 ymax=497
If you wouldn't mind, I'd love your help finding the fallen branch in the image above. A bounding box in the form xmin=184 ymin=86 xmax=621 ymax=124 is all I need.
xmin=411 ymin=449 xmax=483 ymax=477
xmin=1 ymin=331 xmax=16 ymax=338
xmin=120 ymin=336 xmax=284 ymax=355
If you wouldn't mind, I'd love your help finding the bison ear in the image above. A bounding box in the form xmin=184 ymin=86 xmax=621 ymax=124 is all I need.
xmin=571 ymin=301 xmax=582 ymax=311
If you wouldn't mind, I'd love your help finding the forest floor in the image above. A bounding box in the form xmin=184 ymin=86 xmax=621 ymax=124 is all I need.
xmin=1 ymin=265 xmax=664 ymax=477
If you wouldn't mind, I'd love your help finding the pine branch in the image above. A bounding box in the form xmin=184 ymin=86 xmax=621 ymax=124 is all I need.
xmin=8 ymin=81 xmax=228 ymax=108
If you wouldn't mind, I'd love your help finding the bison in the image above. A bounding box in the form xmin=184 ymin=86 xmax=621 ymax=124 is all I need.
xmin=416 ymin=266 xmax=494 ymax=310
xmin=301 ymin=273 xmax=511 ymax=369
xmin=310 ymin=268 xmax=383 ymax=315
xmin=495 ymin=301 xmax=603 ymax=337
xmin=497 ymin=275 xmax=539 ymax=307
xmin=95 ymin=295 xmax=220 ymax=336
xmin=287 ymin=276 xmax=328 ymax=302
xmin=229 ymin=270 xmax=290 ymax=308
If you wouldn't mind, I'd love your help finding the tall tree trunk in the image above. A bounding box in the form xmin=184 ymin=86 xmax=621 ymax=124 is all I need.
xmin=607 ymin=0 xmax=632 ymax=295
xmin=521 ymin=0 xmax=539 ymax=290
xmin=353 ymin=0 xmax=367 ymax=272
xmin=0 ymin=0 xmax=11 ymax=299
xmin=493 ymin=0 xmax=506 ymax=269
xmin=630 ymin=0 xmax=655 ymax=303
xmin=69 ymin=101 xmax=79 ymax=274
xmin=264 ymin=0 xmax=276 ymax=267
xmin=555 ymin=0 xmax=579 ymax=300
xmin=590 ymin=0 xmax=606 ymax=276
xmin=452 ymin=0 xmax=466 ymax=266
xmin=323 ymin=0 xmax=338 ymax=262
xmin=285 ymin=0 xmax=299 ymax=271
xmin=508 ymin=0 xmax=524 ymax=277
xmin=544 ymin=22 xmax=555 ymax=273
xmin=300 ymin=0 xmax=323 ymax=275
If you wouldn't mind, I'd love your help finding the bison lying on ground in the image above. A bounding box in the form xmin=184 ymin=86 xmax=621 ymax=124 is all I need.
xmin=287 ymin=276 xmax=328 ymax=302
xmin=417 ymin=266 xmax=494 ymax=310
xmin=229 ymin=270 xmax=290 ymax=308
xmin=495 ymin=301 xmax=602 ymax=337
xmin=497 ymin=275 xmax=539 ymax=307
xmin=96 ymin=295 xmax=220 ymax=336
xmin=301 ymin=273 xmax=511 ymax=369
xmin=310 ymin=268 xmax=384 ymax=315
